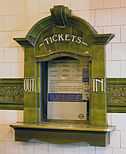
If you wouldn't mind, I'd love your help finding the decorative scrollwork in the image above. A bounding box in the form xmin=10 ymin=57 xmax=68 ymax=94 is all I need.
xmin=0 ymin=79 xmax=24 ymax=108
xmin=0 ymin=86 xmax=23 ymax=97
xmin=107 ymin=82 xmax=126 ymax=106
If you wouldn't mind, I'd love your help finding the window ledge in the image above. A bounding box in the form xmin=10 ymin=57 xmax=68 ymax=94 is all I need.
xmin=10 ymin=122 xmax=114 ymax=146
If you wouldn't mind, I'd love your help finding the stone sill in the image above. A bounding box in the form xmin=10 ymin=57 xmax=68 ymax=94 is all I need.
xmin=10 ymin=121 xmax=114 ymax=146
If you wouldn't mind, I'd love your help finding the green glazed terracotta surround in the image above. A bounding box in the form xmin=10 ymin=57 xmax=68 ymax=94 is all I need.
xmin=9 ymin=5 xmax=116 ymax=146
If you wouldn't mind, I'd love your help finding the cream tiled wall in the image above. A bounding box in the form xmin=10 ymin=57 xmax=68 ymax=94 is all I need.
xmin=0 ymin=0 xmax=126 ymax=154
xmin=0 ymin=0 xmax=25 ymax=78
xmin=90 ymin=0 xmax=126 ymax=78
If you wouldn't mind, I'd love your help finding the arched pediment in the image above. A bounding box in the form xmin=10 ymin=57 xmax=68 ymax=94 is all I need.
xmin=14 ymin=5 xmax=114 ymax=48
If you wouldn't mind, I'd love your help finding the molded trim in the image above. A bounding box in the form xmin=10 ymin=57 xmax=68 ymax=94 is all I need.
xmin=107 ymin=78 xmax=126 ymax=113
xmin=0 ymin=78 xmax=24 ymax=110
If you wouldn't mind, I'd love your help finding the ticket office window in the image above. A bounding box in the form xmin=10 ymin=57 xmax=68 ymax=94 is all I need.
xmin=40 ymin=56 xmax=90 ymax=122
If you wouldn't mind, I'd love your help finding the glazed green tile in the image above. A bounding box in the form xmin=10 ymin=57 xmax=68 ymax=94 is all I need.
xmin=89 ymin=109 xmax=106 ymax=126
xmin=91 ymin=93 xmax=106 ymax=109
xmin=91 ymin=46 xmax=105 ymax=78
xmin=24 ymin=93 xmax=36 ymax=108
xmin=24 ymin=48 xmax=35 ymax=62
xmin=24 ymin=108 xmax=39 ymax=123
